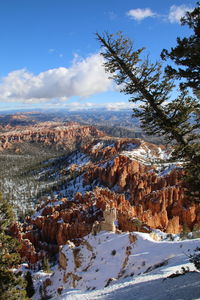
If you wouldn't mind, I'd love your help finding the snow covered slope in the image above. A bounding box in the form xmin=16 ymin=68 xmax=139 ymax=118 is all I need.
xmin=34 ymin=231 xmax=200 ymax=299
xmin=59 ymin=268 xmax=200 ymax=300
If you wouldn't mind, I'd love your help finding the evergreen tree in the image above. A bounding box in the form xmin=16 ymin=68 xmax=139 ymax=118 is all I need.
xmin=25 ymin=271 xmax=35 ymax=298
xmin=42 ymin=255 xmax=51 ymax=273
xmin=39 ymin=284 xmax=52 ymax=300
xmin=96 ymin=19 xmax=200 ymax=199
xmin=0 ymin=194 xmax=28 ymax=299
xmin=160 ymin=2 xmax=200 ymax=197
xmin=161 ymin=2 xmax=200 ymax=97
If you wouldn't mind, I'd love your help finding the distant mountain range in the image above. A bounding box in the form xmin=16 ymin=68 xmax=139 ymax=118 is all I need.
xmin=0 ymin=110 xmax=164 ymax=144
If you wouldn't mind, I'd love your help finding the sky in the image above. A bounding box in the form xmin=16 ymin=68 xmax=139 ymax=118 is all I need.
xmin=0 ymin=0 xmax=196 ymax=112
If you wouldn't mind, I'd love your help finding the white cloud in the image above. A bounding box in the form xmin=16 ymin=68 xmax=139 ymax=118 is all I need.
xmin=168 ymin=5 xmax=192 ymax=24
xmin=104 ymin=101 xmax=136 ymax=111
xmin=127 ymin=8 xmax=155 ymax=21
xmin=28 ymin=100 xmax=136 ymax=112
xmin=0 ymin=53 xmax=112 ymax=104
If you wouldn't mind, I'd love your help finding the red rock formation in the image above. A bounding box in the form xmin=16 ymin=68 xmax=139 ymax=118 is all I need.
xmin=14 ymin=176 xmax=200 ymax=266
xmin=9 ymin=222 xmax=43 ymax=265
xmin=82 ymin=150 xmax=200 ymax=234
xmin=81 ymin=138 xmax=141 ymax=161
xmin=84 ymin=155 xmax=147 ymax=190
xmin=0 ymin=123 xmax=104 ymax=151
xmin=8 ymin=137 xmax=200 ymax=266
xmin=22 ymin=194 xmax=102 ymax=250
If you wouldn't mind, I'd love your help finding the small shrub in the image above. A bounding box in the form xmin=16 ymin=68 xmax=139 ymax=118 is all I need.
xmin=105 ymin=278 xmax=115 ymax=287
xmin=111 ymin=249 xmax=116 ymax=256
xmin=57 ymin=287 xmax=63 ymax=295
xmin=25 ymin=271 xmax=35 ymax=298
xmin=42 ymin=256 xmax=51 ymax=273
xmin=165 ymin=266 xmax=190 ymax=280
xmin=189 ymin=247 xmax=200 ymax=270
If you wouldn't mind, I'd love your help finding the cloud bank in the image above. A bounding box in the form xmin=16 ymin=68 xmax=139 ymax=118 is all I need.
xmin=41 ymin=101 xmax=135 ymax=111
xmin=168 ymin=5 xmax=192 ymax=23
xmin=127 ymin=8 xmax=155 ymax=21
xmin=127 ymin=5 xmax=192 ymax=23
xmin=0 ymin=54 xmax=112 ymax=104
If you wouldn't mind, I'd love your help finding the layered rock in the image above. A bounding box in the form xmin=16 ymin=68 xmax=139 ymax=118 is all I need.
xmin=0 ymin=122 xmax=104 ymax=151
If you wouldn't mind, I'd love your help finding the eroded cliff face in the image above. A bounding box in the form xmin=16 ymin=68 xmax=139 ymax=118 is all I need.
xmin=83 ymin=154 xmax=200 ymax=234
xmin=15 ymin=177 xmax=200 ymax=266
xmin=0 ymin=122 xmax=104 ymax=151
xmin=81 ymin=138 xmax=166 ymax=162
xmin=9 ymin=137 xmax=200 ymax=266
xmin=9 ymin=221 xmax=43 ymax=265
xmin=11 ymin=186 xmax=147 ymax=265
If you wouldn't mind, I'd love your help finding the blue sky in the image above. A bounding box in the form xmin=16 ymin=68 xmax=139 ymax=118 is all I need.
xmin=0 ymin=0 xmax=195 ymax=111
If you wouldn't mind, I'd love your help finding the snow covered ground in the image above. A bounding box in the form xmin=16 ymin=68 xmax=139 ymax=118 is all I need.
xmin=33 ymin=231 xmax=200 ymax=300
xmin=59 ymin=269 xmax=200 ymax=300
xmin=121 ymin=143 xmax=171 ymax=165
xmin=66 ymin=151 xmax=91 ymax=170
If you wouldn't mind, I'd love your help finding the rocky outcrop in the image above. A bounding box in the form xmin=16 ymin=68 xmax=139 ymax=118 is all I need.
xmin=92 ymin=206 xmax=117 ymax=234
xmin=81 ymin=138 xmax=140 ymax=160
xmin=84 ymin=155 xmax=147 ymax=190
xmin=23 ymin=196 xmax=98 ymax=248
xmin=13 ymin=178 xmax=200 ymax=267
xmin=0 ymin=122 xmax=104 ymax=151
xmin=12 ymin=187 xmax=141 ymax=264
xmin=59 ymin=241 xmax=75 ymax=270
xmin=9 ymin=221 xmax=44 ymax=265
xmin=81 ymin=138 xmax=166 ymax=162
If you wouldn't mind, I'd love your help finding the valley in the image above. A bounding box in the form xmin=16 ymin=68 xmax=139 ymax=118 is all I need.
xmin=1 ymin=110 xmax=200 ymax=300
xmin=0 ymin=110 xmax=163 ymax=216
